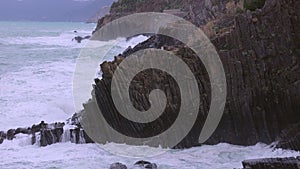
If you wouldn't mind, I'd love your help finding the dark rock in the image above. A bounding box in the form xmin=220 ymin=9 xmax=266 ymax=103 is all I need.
xmin=109 ymin=162 xmax=127 ymax=169
xmin=134 ymin=161 xmax=157 ymax=169
xmin=31 ymin=132 xmax=36 ymax=145
xmin=0 ymin=119 xmax=93 ymax=147
xmin=134 ymin=161 xmax=151 ymax=166
xmin=122 ymin=46 xmax=132 ymax=56
xmin=40 ymin=122 xmax=64 ymax=147
xmin=15 ymin=127 xmax=31 ymax=135
xmin=88 ymin=0 xmax=300 ymax=149
xmin=242 ymin=157 xmax=300 ymax=169
xmin=93 ymin=0 xmax=191 ymax=34
xmin=6 ymin=129 xmax=15 ymax=140
xmin=67 ymin=113 xmax=81 ymax=126
xmin=276 ymin=122 xmax=300 ymax=151
xmin=144 ymin=163 xmax=158 ymax=169
xmin=74 ymin=36 xmax=83 ymax=43
xmin=70 ymin=128 xmax=80 ymax=144
xmin=70 ymin=127 xmax=89 ymax=144
xmin=73 ymin=35 xmax=91 ymax=43
xmin=40 ymin=121 xmax=47 ymax=129
xmin=0 ymin=131 xmax=6 ymax=144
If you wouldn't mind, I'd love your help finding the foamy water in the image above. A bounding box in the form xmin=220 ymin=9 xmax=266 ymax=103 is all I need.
xmin=0 ymin=138 xmax=299 ymax=169
xmin=0 ymin=21 xmax=298 ymax=169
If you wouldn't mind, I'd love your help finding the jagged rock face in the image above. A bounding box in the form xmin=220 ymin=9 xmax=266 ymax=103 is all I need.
xmin=185 ymin=0 xmax=236 ymax=26
xmin=94 ymin=0 xmax=246 ymax=34
xmin=206 ymin=0 xmax=300 ymax=146
xmin=32 ymin=122 xmax=66 ymax=146
xmin=276 ymin=122 xmax=300 ymax=151
xmin=242 ymin=157 xmax=300 ymax=169
xmin=94 ymin=0 xmax=190 ymax=33
xmin=40 ymin=128 xmax=64 ymax=147
xmin=91 ymin=0 xmax=300 ymax=149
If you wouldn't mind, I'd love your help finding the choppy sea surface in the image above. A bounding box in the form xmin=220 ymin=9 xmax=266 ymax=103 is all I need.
xmin=0 ymin=21 xmax=299 ymax=169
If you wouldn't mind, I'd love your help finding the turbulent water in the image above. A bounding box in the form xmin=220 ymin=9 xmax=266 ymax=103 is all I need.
xmin=0 ymin=21 xmax=299 ymax=169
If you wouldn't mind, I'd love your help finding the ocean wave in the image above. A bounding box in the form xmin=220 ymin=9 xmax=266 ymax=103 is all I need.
xmin=0 ymin=141 xmax=298 ymax=169
xmin=0 ymin=33 xmax=88 ymax=48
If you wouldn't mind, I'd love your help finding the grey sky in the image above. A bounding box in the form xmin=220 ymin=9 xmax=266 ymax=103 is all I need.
xmin=0 ymin=0 xmax=114 ymax=22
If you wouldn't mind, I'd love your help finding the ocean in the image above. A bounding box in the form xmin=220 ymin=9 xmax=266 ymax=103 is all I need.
xmin=0 ymin=21 xmax=298 ymax=169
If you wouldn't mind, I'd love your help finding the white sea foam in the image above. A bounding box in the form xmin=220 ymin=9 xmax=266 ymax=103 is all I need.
xmin=1 ymin=33 xmax=85 ymax=48
xmin=0 ymin=59 xmax=76 ymax=130
xmin=0 ymin=140 xmax=299 ymax=169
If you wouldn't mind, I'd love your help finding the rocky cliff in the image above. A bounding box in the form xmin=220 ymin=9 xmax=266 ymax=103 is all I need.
xmin=90 ymin=0 xmax=300 ymax=150
xmin=0 ymin=0 xmax=298 ymax=168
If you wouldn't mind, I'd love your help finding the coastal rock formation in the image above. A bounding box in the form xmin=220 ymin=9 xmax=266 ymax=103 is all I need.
xmin=0 ymin=116 xmax=93 ymax=146
xmin=93 ymin=0 xmax=190 ymax=34
xmin=242 ymin=157 xmax=300 ymax=169
xmin=89 ymin=0 xmax=300 ymax=149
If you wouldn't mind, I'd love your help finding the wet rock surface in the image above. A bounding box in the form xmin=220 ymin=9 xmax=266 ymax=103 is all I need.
xmin=40 ymin=122 xmax=64 ymax=146
xmin=73 ymin=35 xmax=91 ymax=43
xmin=109 ymin=161 xmax=158 ymax=169
xmin=242 ymin=156 xmax=300 ymax=169
xmin=276 ymin=122 xmax=300 ymax=151
xmin=0 ymin=131 xmax=6 ymax=144
xmin=109 ymin=162 xmax=127 ymax=169
xmin=134 ymin=160 xmax=158 ymax=169
xmin=0 ymin=114 xmax=93 ymax=146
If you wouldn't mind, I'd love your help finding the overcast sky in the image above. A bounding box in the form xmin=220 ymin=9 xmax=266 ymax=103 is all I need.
xmin=0 ymin=0 xmax=114 ymax=22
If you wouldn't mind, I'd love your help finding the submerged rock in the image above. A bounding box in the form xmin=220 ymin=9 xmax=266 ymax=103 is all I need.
xmin=134 ymin=161 xmax=158 ymax=169
xmin=73 ymin=35 xmax=91 ymax=43
xmin=109 ymin=161 xmax=158 ymax=169
xmin=109 ymin=162 xmax=127 ymax=169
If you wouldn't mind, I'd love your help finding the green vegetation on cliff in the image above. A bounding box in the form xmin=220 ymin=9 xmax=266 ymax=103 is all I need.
xmin=244 ymin=0 xmax=266 ymax=11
